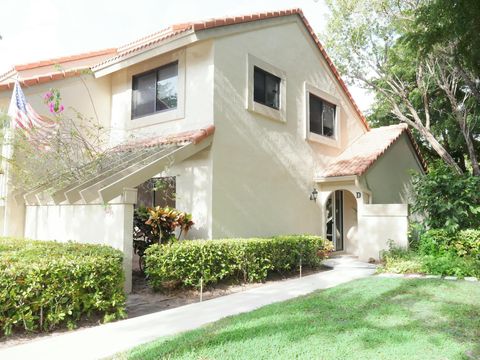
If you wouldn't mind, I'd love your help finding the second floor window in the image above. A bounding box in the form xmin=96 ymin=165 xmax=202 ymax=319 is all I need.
xmin=309 ymin=93 xmax=336 ymax=138
xmin=253 ymin=66 xmax=280 ymax=109
xmin=132 ymin=61 xmax=178 ymax=119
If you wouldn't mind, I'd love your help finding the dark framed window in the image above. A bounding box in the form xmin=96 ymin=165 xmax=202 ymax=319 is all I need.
xmin=309 ymin=93 xmax=336 ymax=138
xmin=136 ymin=177 xmax=176 ymax=208
xmin=253 ymin=66 xmax=280 ymax=109
xmin=131 ymin=61 xmax=178 ymax=119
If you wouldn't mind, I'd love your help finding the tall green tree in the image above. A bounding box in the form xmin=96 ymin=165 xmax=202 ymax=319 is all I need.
xmin=324 ymin=0 xmax=479 ymax=175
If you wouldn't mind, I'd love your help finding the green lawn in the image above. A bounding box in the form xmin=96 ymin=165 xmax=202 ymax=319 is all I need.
xmin=117 ymin=278 xmax=480 ymax=360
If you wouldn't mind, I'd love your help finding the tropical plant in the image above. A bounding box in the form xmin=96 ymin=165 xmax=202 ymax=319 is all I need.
xmin=145 ymin=206 xmax=194 ymax=244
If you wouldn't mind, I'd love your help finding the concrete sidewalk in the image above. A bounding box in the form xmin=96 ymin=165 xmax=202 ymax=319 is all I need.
xmin=0 ymin=265 xmax=375 ymax=360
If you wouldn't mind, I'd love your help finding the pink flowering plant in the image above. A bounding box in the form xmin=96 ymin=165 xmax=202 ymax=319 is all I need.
xmin=43 ymin=88 xmax=64 ymax=114
xmin=6 ymin=87 xmax=112 ymax=191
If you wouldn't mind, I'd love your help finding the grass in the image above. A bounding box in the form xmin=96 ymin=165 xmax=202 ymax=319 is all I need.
xmin=116 ymin=277 xmax=480 ymax=360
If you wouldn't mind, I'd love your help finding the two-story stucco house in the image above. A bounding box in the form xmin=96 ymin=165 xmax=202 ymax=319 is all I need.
xmin=0 ymin=9 xmax=425 ymax=291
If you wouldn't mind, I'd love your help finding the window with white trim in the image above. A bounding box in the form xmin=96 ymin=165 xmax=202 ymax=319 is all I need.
xmin=309 ymin=93 xmax=336 ymax=138
xmin=253 ymin=66 xmax=280 ymax=109
xmin=131 ymin=61 xmax=178 ymax=119
xmin=246 ymin=54 xmax=286 ymax=123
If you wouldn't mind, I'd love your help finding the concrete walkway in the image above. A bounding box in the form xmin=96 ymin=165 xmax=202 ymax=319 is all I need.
xmin=0 ymin=261 xmax=375 ymax=360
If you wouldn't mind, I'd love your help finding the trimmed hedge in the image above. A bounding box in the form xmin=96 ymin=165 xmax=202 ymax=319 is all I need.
xmin=0 ymin=238 xmax=126 ymax=336
xmin=145 ymin=235 xmax=332 ymax=290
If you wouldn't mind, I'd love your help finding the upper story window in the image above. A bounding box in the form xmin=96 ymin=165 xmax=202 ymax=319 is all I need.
xmin=131 ymin=61 xmax=178 ymax=119
xmin=247 ymin=54 xmax=286 ymax=123
xmin=253 ymin=66 xmax=280 ymax=109
xmin=309 ymin=93 xmax=336 ymax=138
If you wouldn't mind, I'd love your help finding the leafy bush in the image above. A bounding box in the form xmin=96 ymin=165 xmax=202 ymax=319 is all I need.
xmin=379 ymin=241 xmax=423 ymax=274
xmin=145 ymin=235 xmax=332 ymax=290
xmin=418 ymin=229 xmax=452 ymax=256
xmin=411 ymin=162 xmax=480 ymax=232
xmin=0 ymin=238 xmax=126 ymax=336
xmin=379 ymin=231 xmax=480 ymax=277
xmin=421 ymin=254 xmax=480 ymax=277
xmin=419 ymin=228 xmax=480 ymax=258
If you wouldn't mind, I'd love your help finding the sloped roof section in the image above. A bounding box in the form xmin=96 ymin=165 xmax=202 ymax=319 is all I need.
xmin=25 ymin=125 xmax=215 ymax=205
xmin=321 ymin=124 xmax=426 ymax=177
xmin=115 ymin=125 xmax=215 ymax=151
xmin=0 ymin=9 xmax=368 ymax=130
xmin=91 ymin=9 xmax=369 ymax=130
xmin=0 ymin=49 xmax=117 ymax=91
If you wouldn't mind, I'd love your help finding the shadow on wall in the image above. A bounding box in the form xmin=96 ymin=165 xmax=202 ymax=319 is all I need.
xmin=212 ymin=70 xmax=328 ymax=238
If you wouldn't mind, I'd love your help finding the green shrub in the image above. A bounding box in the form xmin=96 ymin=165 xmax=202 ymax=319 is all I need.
xmin=412 ymin=161 xmax=480 ymax=232
xmin=456 ymin=229 xmax=480 ymax=259
xmin=419 ymin=228 xmax=480 ymax=258
xmin=145 ymin=235 xmax=332 ymax=290
xmin=379 ymin=233 xmax=480 ymax=278
xmin=411 ymin=162 xmax=480 ymax=232
xmin=0 ymin=238 xmax=126 ymax=336
xmin=421 ymin=254 xmax=480 ymax=277
xmin=418 ymin=229 xmax=452 ymax=256
xmin=379 ymin=242 xmax=423 ymax=274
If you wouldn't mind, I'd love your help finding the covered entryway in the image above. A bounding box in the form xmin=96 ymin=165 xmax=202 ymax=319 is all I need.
xmin=314 ymin=124 xmax=426 ymax=261
xmin=325 ymin=189 xmax=358 ymax=253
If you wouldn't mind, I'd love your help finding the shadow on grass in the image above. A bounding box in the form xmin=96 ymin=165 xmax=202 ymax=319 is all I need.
xmin=126 ymin=278 xmax=480 ymax=360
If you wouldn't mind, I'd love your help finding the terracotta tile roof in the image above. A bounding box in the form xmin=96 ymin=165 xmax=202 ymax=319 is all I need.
xmin=92 ymin=9 xmax=369 ymax=130
xmin=115 ymin=125 xmax=215 ymax=151
xmin=321 ymin=124 xmax=426 ymax=177
xmin=0 ymin=48 xmax=117 ymax=91
xmin=0 ymin=9 xmax=368 ymax=130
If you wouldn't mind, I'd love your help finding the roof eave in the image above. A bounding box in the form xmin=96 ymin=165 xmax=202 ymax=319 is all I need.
xmin=314 ymin=174 xmax=358 ymax=183
xmin=93 ymin=30 xmax=197 ymax=78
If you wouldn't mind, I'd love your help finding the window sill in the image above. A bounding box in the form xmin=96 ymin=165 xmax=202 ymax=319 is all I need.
xmin=247 ymin=101 xmax=286 ymax=123
xmin=307 ymin=132 xmax=340 ymax=148
xmin=127 ymin=108 xmax=183 ymax=130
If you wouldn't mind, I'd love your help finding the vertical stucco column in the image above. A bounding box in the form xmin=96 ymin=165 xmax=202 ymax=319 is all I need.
xmin=116 ymin=188 xmax=137 ymax=294
xmin=3 ymin=193 xmax=25 ymax=238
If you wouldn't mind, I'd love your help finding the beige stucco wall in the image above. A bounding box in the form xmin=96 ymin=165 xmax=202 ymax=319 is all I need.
xmin=108 ymin=40 xmax=214 ymax=145
xmin=24 ymin=192 xmax=136 ymax=292
xmin=343 ymin=190 xmax=359 ymax=255
xmin=357 ymin=204 xmax=409 ymax=261
xmin=159 ymin=147 xmax=213 ymax=239
xmin=364 ymin=133 xmax=424 ymax=204
xmin=0 ymin=75 xmax=112 ymax=138
xmin=210 ymin=18 xmax=367 ymax=238
xmin=0 ymin=41 xmax=216 ymax=242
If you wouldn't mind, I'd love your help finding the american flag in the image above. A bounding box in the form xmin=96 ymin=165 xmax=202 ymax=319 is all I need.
xmin=7 ymin=80 xmax=58 ymax=140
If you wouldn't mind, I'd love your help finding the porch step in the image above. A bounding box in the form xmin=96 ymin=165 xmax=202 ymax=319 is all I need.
xmin=330 ymin=253 xmax=358 ymax=259
xmin=322 ymin=256 xmax=376 ymax=270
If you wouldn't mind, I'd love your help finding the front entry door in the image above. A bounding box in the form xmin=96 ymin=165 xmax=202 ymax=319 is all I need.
xmin=326 ymin=190 xmax=344 ymax=251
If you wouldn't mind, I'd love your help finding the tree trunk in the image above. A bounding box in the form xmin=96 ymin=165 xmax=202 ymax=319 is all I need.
xmin=416 ymin=125 xmax=464 ymax=174
xmin=465 ymin=133 xmax=480 ymax=176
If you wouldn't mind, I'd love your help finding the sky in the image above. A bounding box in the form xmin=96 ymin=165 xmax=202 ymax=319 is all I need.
xmin=0 ymin=0 xmax=373 ymax=111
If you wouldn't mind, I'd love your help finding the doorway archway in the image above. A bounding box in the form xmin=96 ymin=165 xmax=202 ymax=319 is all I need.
xmin=325 ymin=189 xmax=358 ymax=253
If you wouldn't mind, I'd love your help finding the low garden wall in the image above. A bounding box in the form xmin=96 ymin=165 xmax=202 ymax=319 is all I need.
xmin=0 ymin=238 xmax=125 ymax=336
xmin=145 ymin=235 xmax=332 ymax=290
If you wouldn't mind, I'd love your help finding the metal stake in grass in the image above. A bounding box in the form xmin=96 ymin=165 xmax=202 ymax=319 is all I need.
xmin=299 ymin=255 xmax=302 ymax=278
